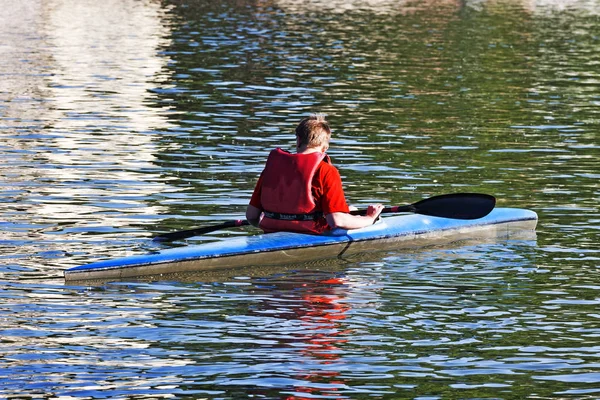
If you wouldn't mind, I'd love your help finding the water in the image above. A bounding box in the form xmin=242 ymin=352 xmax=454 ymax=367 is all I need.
xmin=1 ymin=0 xmax=599 ymax=398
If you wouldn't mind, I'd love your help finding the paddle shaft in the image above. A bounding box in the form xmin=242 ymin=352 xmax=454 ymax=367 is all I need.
xmin=350 ymin=204 xmax=414 ymax=216
xmin=153 ymin=219 xmax=250 ymax=242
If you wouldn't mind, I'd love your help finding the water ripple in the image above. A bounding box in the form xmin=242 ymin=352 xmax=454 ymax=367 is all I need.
xmin=2 ymin=0 xmax=600 ymax=398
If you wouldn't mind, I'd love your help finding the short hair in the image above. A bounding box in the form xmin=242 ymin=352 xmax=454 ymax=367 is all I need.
xmin=295 ymin=114 xmax=331 ymax=148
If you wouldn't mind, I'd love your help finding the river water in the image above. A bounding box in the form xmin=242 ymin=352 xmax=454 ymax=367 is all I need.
xmin=1 ymin=0 xmax=599 ymax=398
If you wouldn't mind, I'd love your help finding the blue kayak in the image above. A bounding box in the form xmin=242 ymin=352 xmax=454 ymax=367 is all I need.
xmin=64 ymin=207 xmax=538 ymax=281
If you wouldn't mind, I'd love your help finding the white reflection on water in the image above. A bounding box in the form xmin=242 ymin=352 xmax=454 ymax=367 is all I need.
xmin=0 ymin=0 xmax=175 ymax=273
xmin=44 ymin=0 xmax=172 ymax=131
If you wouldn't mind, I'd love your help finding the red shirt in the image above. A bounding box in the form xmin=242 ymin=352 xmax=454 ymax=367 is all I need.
xmin=250 ymin=159 xmax=350 ymax=230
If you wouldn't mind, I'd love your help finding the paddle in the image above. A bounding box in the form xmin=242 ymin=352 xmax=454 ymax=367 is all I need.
xmin=349 ymin=192 xmax=495 ymax=219
xmin=153 ymin=219 xmax=251 ymax=243
xmin=152 ymin=193 xmax=495 ymax=243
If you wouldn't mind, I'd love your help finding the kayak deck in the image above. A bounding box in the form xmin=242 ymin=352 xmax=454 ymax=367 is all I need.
xmin=64 ymin=208 xmax=538 ymax=282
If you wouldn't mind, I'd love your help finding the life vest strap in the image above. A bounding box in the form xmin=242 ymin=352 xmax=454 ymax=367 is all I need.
xmin=263 ymin=211 xmax=324 ymax=221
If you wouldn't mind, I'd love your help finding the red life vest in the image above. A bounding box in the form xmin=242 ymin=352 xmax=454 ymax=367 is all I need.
xmin=259 ymin=148 xmax=328 ymax=234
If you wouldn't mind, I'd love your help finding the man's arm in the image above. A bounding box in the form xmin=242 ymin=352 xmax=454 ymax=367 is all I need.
xmin=246 ymin=205 xmax=262 ymax=227
xmin=246 ymin=173 xmax=264 ymax=228
xmin=318 ymin=164 xmax=383 ymax=230
xmin=326 ymin=204 xmax=384 ymax=230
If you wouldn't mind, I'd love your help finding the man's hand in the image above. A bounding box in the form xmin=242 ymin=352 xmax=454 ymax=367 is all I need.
xmin=366 ymin=204 xmax=384 ymax=222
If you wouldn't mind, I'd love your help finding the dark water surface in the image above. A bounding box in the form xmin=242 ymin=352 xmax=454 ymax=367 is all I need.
xmin=1 ymin=0 xmax=599 ymax=398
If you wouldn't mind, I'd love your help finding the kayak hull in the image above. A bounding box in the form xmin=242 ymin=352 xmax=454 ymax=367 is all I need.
xmin=64 ymin=208 xmax=538 ymax=282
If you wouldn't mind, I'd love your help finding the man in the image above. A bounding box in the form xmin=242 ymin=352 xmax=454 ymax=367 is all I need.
xmin=246 ymin=114 xmax=383 ymax=234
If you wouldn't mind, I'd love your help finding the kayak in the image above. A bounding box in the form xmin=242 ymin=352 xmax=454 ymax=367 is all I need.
xmin=64 ymin=207 xmax=538 ymax=282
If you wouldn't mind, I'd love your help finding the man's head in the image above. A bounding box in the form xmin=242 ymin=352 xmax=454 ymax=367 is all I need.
xmin=295 ymin=114 xmax=331 ymax=150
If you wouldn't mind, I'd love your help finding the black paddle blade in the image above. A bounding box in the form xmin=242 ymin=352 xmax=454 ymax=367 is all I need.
xmin=412 ymin=193 xmax=495 ymax=220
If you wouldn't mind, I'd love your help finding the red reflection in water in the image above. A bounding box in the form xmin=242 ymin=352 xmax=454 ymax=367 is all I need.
xmin=285 ymin=276 xmax=351 ymax=400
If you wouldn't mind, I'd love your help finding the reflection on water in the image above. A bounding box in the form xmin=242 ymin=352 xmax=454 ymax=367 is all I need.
xmin=1 ymin=0 xmax=174 ymax=277
xmin=1 ymin=0 xmax=599 ymax=398
xmin=4 ymin=241 xmax=600 ymax=398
